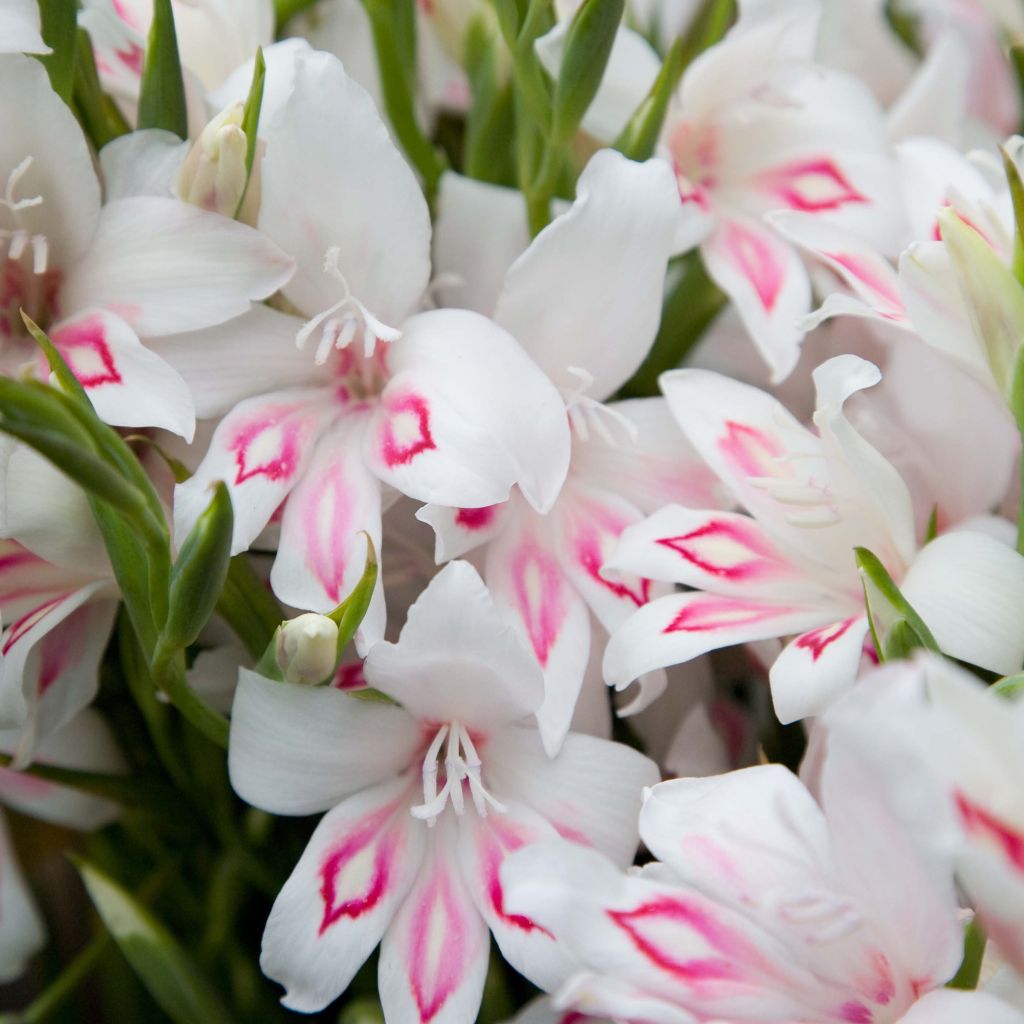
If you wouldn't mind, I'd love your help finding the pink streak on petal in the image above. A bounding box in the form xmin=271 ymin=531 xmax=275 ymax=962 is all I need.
xmin=656 ymin=518 xmax=784 ymax=581
xmin=318 ymin=804 xmax=397 ymax=935
xmin=663 ymin=598 xmax=786 ymax=635
xmin=408 ymin=866 xmax=472 ymax=1022
xmin=954 ymin=791 xmax=1024 ymax=872
xmin=839 ymin=1002 xmax=873 ymax=1023
xmin=793 ymin=617 xmax=857 ymax=662
xmin=380 ymin=393 xmax=436 ymax=468
xmin=455 ymin=505 xmax=498 ymax=530
xmin=2 ymin=594 xmax=69 ymax=655
xmin=568 ymin=500 xmax=650 ymax=607
xmin=717 ymin=420 xmax=786 ymax=479
xmin=609 ymin=897 xmax=761 ymax=985
xmin=822 ymin=252 xmax=904 ymax=317
xmin=332 ymin=662 xmax=366 ymax=690
xmin=510 ymin=542 xmax=567 ymax=666
xmin=480 ymin=819 xmax=553 ymax=937
xmin=115 ymin=41 xmax=144 ymax=75
xmin=300 ymin=466 xmax=352 ymax=603
xmin=52 ymin=315 xmax=123 ymax=389
xmin=229 ymin=409 xmax=306 ymax=485
xmin=762 ymin=158 xmax=867 ymax=213
xmin=722 ymin=221 xmax=784 ymax=311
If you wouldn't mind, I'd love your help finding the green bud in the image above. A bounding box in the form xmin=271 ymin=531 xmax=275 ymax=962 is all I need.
xmin=137 ymin=0 xmax=188 ymax=139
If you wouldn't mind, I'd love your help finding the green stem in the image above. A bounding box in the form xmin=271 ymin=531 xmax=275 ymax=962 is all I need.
xmin=151 ymin=645 xmax=230 ymax=749
xmin=947 ymin=918 xmax=986 ymax=990
xmin=216 ymin=555 xmax=283 ymax=659
xmin=272 ymin=0 xmax=320 ymax=30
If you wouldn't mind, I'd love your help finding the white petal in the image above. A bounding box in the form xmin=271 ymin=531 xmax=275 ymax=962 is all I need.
xmin=271 ymin=411 xmax=382 ymax=613
xmin=174 ymin=388 xmax=334 ymax=556
xmin=228 ymin=669 xmax=420 ymax=816
xmin=898 ymin=990 xmax=1024 ymax=1024
xmin=415 ymin=501 xmax=510 ymax=563
xmin=603 ymin=591 xmax=826 ymax=691
xmin=259 ymin=49 xmax=430 ymax=326
xmin=50 ymin=309 xmax=195 ymax=439
xmin=902 ymin=531 xmax=1024 ymax=676
xmin=0 ymin=812 xmax=44 ymax=983
xmin=486 ymin=724 xmax=658 ymax=866
xmin=494 ymin=150 xmax=680 ymax=400
xmin=433 ymin=173 xmax=530 ymax=316
xmin=261 ymin=776 xmax=427 ymax=1013
xmin=378 ymin=819 xmax=490 ymax=1024
xmin=364 ymin=561 xmax=544 ymax=732
xmin=365 ymin=309 xmax=571 ymax=514
xmin=60 ymin=197 xmax=294 ymax=336
xmin=98 ymin=129 xmax=188 ymax=200
xmin=700 ymin=217 xmax=811 ymax=384
xmin=769 ymin=616 xmax=870 ymax=724
xmin=0 ymin=0 xmax=49 ymax=53
xmin=886 ymin=32 xmax=970 ymax=146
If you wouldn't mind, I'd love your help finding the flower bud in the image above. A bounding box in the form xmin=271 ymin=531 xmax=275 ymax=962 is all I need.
xmin=275 ymin=614 xmax=340 ymax=686
xmin=173 ymin=101 xmax=259 ymax=222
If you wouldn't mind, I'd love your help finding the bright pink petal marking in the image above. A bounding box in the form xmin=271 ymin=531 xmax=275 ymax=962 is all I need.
xmin=300 ymin=466 xmax=352 ymax=603
xmin=822 ymin=251 xmax=904 ymax=317
xmin=794 ymin=617 xmax=857 ymax=662
xmin=52 ymin=315 xmax=123 ymax=389
xmin=664 ymin=598 xmax=785 ymax=635
xmin=955 ymin=792 xmax=1024 ymax=873
xmin=722 ymin=222 xmax=785 ymax=311
xmin=839 ymin=1002 xmax=873 ymax=1023
xmin=568 ymin=501 xmax=650 ymax=607
xmin=763 ymin=159 xmax=867 ymax=213
xmin=115 ymin=41 xmax=144 ymax=74
xmin=455 ymin=506 xmax=498 ymax=530
xmin=609 ymin=897 xmax=760 ymax=985
xmin=511 ymin=543 xmax=568 ymax=666
xmin=2 ymin=594 xmax=68 ymax=655
xmin=717 ymin=420 xmax=786 ymax=479
xmin=229 ymin=409 xmax=306 ymax=485
xmin=332 ymin=662 xmax=366 ymax=690
xmin=318 ymin=804 xmax=397 ymax=935
xmin=480 ymin=819 xmax=553 ymax=937
xmin=36 ymin=629 xmax=71 ymax=696
xmin=656 ymin=519 xmax=783 ymax=581
xmin=408 ymin=867 xmax=471 ymax=1022
xmin=380 ymin=393 xmax=436 ymax=468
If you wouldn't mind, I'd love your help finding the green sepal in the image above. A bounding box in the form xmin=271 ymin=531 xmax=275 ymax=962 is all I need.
xmin=855 ymin=546 xmax=939 ymax=662
xmin=273 ymin=0 xmax=321 ymax=30
xmin=550 ymin=0 xmax=626 ymax=143
xmin=234 ymin=47 xmax=266 ymax=219
xmin=161 ymin=482 xmax=234 ymax=651
xmin=137 ymin=0 xmax=188 ymax=138
xmin=1001 ymin=144 xmax=1024 ymax=288
xmin=992 ymin=672 xmax=1024 ymax=701
xmin=613 ymin=34 xmax=686 ymax=161
xmin=74 ymin=857 xmax=237 ymax=1024
xmin=216 ymin=555 xmax=284 ymax=660
xmin=73 ymin=28 xmax=131 ymax=149
xmin=464 ymin=13 xmax=517 ymax=185
xmin=37 ymin=0 xmax=78 ymax=105
xmin=327 ymin=535 xmax=379 ymax=657
xmin=946 ymin=918 xmax=986 ymax=991
xmin=21 ymin=311 xmax=89 ymax=405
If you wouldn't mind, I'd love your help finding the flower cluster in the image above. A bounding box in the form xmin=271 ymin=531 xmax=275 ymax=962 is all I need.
xmin=2 ymin=0 xmax=1024 ymax=1022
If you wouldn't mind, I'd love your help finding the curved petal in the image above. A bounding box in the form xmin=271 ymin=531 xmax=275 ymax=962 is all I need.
xmin=379 ymin=820 xmax=489 ymax=1024
xmin=50 ymin=309 xmax=195 ymax=439
xmin=271 ymin=411 xmax=382 ymax=613
xmin=98 ymin=129 xmax=188 ymax=200
xmin=260 ymin=776 xmax=427 ymax=1013
xmin=769 ymin=616 xmax=870 ymax=724
xmin=259 ymin=49 xmax=430 ymax=327
xmin=0 ymin=0 xmax=49 ymax=54
xmin=60 ymin=197 xmax=295 ymax=336
xmin=486 ymin=724 xmax=658 ymax=867
xmin=898 ymin=990 xmax=1024 ymax=1024
xmin=415 ymin=501 xmax=510 ymax=563
xmin=364 ymin=561 xmax=545 ymax=733
xmin=0 ymin=812 xmax=45 ymax=984
xmin=902 ymin=531 xmax=1024 ymax=677
xmin=366 ymin=309 xmax=571 ymax=515
xmin=174 ymin=388 xmax=333 ymax=556
xmin=228 ymin=670 xmax=420 ymax=816
xmin=700 ymin=217 xmax=811 ymax=384
xmin=494 ymin=150 xmax=680 ymax=400
xmin=484 ymin=511 xmax=591 ymax=755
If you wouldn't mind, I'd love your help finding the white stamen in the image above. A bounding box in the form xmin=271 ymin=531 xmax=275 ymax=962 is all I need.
xmin=1 ymin=157 xmax=44 ymax=214
xmin=31 ymin=234 xmax=48 ymax=275
xmin=7 ymin=229 xmax=28 ymax=261
xmin=410 ymin=722 xmax=505 ymax=826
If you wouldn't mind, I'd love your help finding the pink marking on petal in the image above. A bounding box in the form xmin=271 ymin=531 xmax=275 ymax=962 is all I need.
xmin=839 ymin=1002 xmax=873 ymax=1023
xmin=408 ymin=867 xmax=471 ymax=1022
xmin=663 ymin=598 xmax=784 ymax=635
xmin=568 ymin=500 xmax=650 ymax=607
xmin=722 ymin=222 xmax=784 ymax=311
xmin=115 ymin=41 xmax=144 ymax=75
xmin=609 ymin=897 xmax=762 ymax=986
xmin=318 ymin=804 xmax=397 ymax=935
xmin=954 ymin=791 xmax=1024 ymax=872
xmin=0 ymin=550 xmax=39 ymax=576
xmin=36 ymin=631 xmax=69 ymax=696
xmin=455 ymin=505 xmax=498 ymax=530
xmin=332 ymin=662 xmax=366 ymax=690
xmin=480 ymin=820 xmax=553 ymax=937
xmin=52 ymin=315 xmax=123 ymax=389
xmin=2 ymin=594 xmax=68 ymax=654
xmin=229 ymin=410 xmax=305 ymax=485
xmin=380 ymin=393 xmax=436 ymax=468
xmin=822 ymin=251 xmax=904 ymax=317
xmin=299 ymin=466 xmax=353 ymax=603
xmin=794 ymin=617 xmax=857 ymax=662
xmin=717 ymin=420 xmax=786 ymax=479
xmin=656 ymin=518 xmax=784 ymax=581
xmin=510 ymin=543 xmax=568 ymax=666
xmin=762 ymin=159 xmax=867 ymax=213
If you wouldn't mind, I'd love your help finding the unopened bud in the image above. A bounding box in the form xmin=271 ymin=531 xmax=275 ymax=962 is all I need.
xmin=173 ymin=101 xmax=259 ymax=221
xmin=276 ymin=614 xmax=340 ymax=685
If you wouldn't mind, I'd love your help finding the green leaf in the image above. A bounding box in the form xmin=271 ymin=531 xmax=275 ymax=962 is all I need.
xmin=21 ymin=311 xmax=90 ymax=405
xmin=137 ymin=0 xmax=188 ymax=138
xmin=855 ymin=546 xmax=939 ymax=661
xmin=551 ymin=0 xmax=626 ymax=143
xmin=216 ymin=554 xmax=284 ymax=659
xmin=1002 ymin=143 xmax=1024 ymax=288
xmin=161 ymin=482 xmax=234 ymax=651
xmin=947 ymin=918 xmax=986 ymax=991
xmin=75 ymin=858 xmax=237 ymax=1024
xmin=464 ymin=13 xmax=517 ymax=185
xmin=327 ymin=535 xmax=379 ymax=655
xmin=37 ymin=0 xmax=78 ymax=105
xmin=73 ymin=28 xmax=131 ymax=149
xmin=234 ymin=47 xmax=266 ymax=219
xmin=992 ymin=672 xmax=1024 ymax=700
